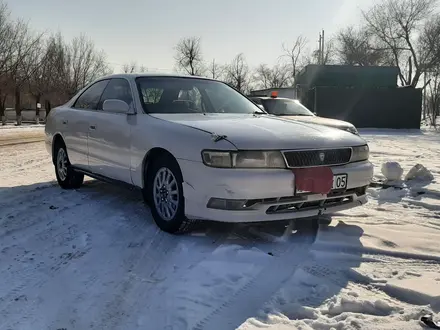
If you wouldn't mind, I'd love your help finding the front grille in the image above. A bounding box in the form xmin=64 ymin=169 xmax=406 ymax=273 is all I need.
xmin=266 ymin=196 xmax=354 ymax=214
xmin=282 ymin=148 xmax=352 ymax=168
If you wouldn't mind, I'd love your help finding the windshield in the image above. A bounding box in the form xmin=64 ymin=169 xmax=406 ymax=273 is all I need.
xmin=136 ymin=77 xmax=263 ymax=114
xmin=261 ymin=98 xmax=315 ymax=116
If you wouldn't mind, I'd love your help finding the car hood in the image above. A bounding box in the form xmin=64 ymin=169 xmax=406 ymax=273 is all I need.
xmin=280 ymin=115 xmax=355 ymax=130
xmin=150 ymin=113 xmax=366 ymax=150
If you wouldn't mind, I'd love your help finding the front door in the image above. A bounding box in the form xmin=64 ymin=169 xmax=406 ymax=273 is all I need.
xmin=87 ymin=78 xmax=133 ymax=184
xmin=65 ymin=80 xmax=110 ymax=170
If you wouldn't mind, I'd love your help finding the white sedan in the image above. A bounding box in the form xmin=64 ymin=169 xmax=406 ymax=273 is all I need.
xmin=45 ymin=74 xmax=373 ymax=234
xmin=249 ymin=96 xmax=359 ymax=135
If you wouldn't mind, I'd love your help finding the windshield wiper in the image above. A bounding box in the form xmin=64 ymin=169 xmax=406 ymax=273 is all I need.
xmin=253 ymin=111 xmax=266 ymax=115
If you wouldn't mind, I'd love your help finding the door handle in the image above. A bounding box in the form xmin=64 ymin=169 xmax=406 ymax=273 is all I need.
xmin=90 ymin=125 xmax=96 ymax=130
xmin=62 ymin=120 xmax=68 ymax=125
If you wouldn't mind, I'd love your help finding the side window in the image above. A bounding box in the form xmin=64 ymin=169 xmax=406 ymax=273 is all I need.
xmin=98 ymin=78 xmax=133 ymax=110
xmin=73 ymin=80 xmax=109 ymax=110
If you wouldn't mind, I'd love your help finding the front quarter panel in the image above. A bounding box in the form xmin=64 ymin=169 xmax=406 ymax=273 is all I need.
xmin=44 ymin=107 xmax=63 ymax=157
xmin=130 ymin=114 xmax=236 ymax=187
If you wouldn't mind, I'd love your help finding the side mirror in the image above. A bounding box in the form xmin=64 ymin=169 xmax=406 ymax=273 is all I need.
xmin=102 ymin=99 xmax=130 ymax=114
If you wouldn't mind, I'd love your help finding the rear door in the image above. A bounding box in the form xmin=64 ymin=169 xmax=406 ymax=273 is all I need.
xmin=87 ymin=78 xmax=134 ymax=183
xmin=64 ymin=80 xmax=110 ymax=169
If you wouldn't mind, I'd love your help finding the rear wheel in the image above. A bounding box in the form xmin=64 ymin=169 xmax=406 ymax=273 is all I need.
xmin=54 ymin=142 xmax=84 ymax=189
xmin=146 ymin=154 xmax=196 ymax=234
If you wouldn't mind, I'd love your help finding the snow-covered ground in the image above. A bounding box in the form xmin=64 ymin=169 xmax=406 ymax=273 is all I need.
xmin=0 ymin=127 xmax=439 ymax=330
xmin=0 ymin=125 xmax=45 ymax=146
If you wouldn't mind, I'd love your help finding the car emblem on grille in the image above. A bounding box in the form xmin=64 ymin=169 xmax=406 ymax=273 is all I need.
xmin=319 ymin=152 xmax=325 ymax=162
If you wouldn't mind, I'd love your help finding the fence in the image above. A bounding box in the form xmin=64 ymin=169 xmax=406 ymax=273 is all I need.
xmin=296 ymin=65 xmax=399 ymax=89
xmin=3 ymin=109 xmax=47 ymax=124
xmin=306 ymin=87 xmax=422 ymax=129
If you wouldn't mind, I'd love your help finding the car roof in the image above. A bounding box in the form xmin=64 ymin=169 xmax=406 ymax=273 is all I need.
xmin=98 ymin=73 xmax=216 ymax=81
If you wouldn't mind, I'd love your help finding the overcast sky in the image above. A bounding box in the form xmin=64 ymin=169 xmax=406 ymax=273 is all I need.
xmin=8 ymin=0 xmax=377 ymax=73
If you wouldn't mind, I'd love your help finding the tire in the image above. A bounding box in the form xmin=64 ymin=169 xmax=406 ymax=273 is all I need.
xmin=54 ymin=142 xmax=84 ymax=189
xmin=145 ymin=154 xmax=196 ymax=234
xmin=318 ymin=215 xmax=332 ymax=226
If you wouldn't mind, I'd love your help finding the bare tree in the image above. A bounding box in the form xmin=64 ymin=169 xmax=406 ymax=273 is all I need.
xmin=5 ymin=19 xmax=44 ymax=125
xmin=27 ymin=33 xmax=69 ymax=121
xmin=0 ymin=3 xmax=112 ymax=125
xmin=122 ymin=61 xmax=147 ymax=73
xmin=363 ymin=0 xmax=438 ymax=86
xmin=65 ymin=34 xmax=112 ymax=97
xmin=225 ymin=53 xmax=251 ymax=93
xmin=0 ymin=2 xmax=15 ymax=75
xmin=311 ymin=39 xmax=336 ymax=65
xmin=43 ymin=33 xmax=73 ymax=111
xmin=208 ymin=59 xmax=224 ymax=80
xmin=0 ymin=2 xmax=15 ymax=124
xmin=336 ymin=26 xmax=388 ymax=66
xmin=427 ymin=83 xmax=440 ymax=126
xmin=254 ymin=63 xmax=291 ymax=89
xmin=174 ymin=37 xmax=204 ymax=76
xmin=281 ymin=36 xmax=308 ymax=81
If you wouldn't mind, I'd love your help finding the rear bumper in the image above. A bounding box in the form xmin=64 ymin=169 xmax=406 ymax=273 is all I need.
xmin=179 ymin=159 xmax=373 ymax=223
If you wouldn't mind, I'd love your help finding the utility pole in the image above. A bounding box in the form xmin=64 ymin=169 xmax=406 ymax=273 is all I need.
xmin=318 ymin=32 xmax=322 ymax=65
xmin=212 ymin=59 xmax=216 ymax=79
xmin=423 ymin=71 xmax=426 ymax=121
xmin=317 ymin=29 xmax=325 ymax=65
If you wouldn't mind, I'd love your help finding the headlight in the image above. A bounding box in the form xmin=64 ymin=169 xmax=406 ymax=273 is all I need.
xmin=202 ymin=150 xmax=286 ymax=168
xmin=350 ymin=145 xmax=369 ymax=162
xmin=201 ymin=151 xmax=232 ymax=168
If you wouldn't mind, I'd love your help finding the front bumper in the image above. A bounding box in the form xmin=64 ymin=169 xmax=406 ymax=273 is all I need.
xmin=179 ymin=159 xmax=373 ymax=223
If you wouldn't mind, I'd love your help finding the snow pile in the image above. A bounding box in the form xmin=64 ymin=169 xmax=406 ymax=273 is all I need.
xmin=405 ymin=164 xmax=434 ymax=182
xmin=380 ymin=161 xmax=434 ymax=184
xmin=381 ymin=161 xmax=403 ymax=181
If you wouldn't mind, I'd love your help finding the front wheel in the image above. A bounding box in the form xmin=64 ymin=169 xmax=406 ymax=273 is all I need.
xmin=54 ymin=143 xmax=84 ymax=189
xmin=146 ymin=154 xmax=196 ymax=234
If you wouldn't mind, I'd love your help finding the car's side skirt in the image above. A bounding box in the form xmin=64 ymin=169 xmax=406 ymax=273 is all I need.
xmin=72 ymin=167 xmax=141 ymax=192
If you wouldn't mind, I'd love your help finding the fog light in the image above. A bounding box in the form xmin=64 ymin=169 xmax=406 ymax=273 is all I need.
xmin=207 ymin=198 xmax=248 ymax=210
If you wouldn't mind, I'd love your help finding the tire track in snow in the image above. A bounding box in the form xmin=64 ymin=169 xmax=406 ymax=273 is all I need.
xmin=0 ymin=183 xmax=149 ymax=330
xmin=0 ymin=137 xmax=45 ymax=146
xmin=194 ymin=231 xmax=316 ymax=330
xmin=312 ymin=241 xmax=440 ymax=263
xmin=94 ymin=228 xmax=184 ymax=330
xmin=94 ymin=224 xmax=241 ymax=330
xmin=0 ymin=181 xmax=109 ymax=241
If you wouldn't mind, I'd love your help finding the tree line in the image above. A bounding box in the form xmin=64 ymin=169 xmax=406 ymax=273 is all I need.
xmin=0 ymin=2 xmax=111 ymax=125
xmin=1 ymin=0 xmax=440 ymax=126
